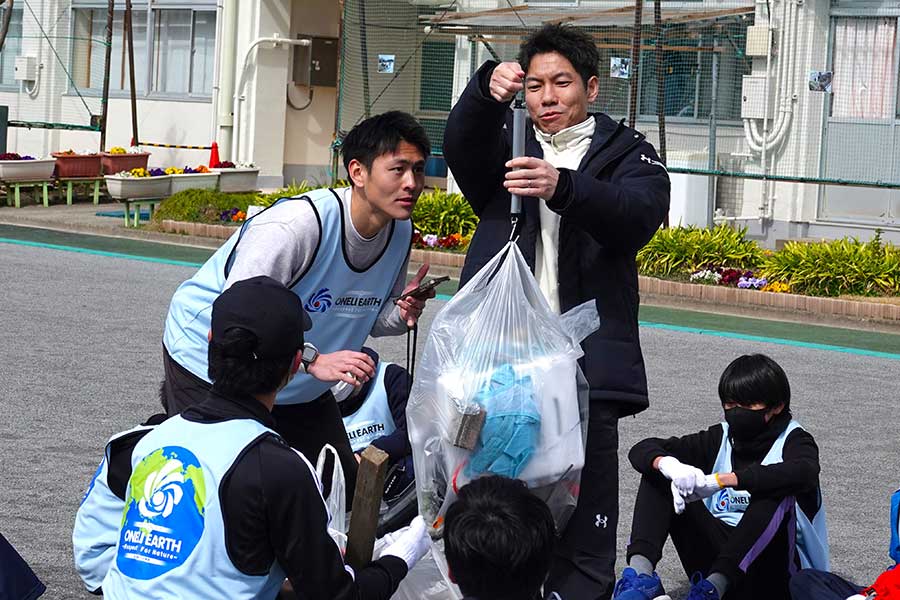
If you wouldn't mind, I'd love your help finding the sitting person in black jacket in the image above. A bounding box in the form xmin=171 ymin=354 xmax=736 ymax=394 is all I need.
xmin=445 ymin=476 xmax=556 ymax=600
xmin=613 ymin=354 xmax=828 ymax=600
xmin=335 ymin=347 xmax=414 ymax=504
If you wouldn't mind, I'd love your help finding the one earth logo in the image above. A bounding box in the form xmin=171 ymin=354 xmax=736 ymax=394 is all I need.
xmin=116 ymin=446 xmax=206 ymax=579
xmin=305 ymin=288 xmax=333 ymax=313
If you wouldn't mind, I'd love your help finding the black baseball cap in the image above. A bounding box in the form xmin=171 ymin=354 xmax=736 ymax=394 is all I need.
xmin=211 ymin=276 xmax=313 ymax=359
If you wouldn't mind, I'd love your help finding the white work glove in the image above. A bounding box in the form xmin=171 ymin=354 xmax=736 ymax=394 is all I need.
xmin=671 ymin=474 xmax=723 ymax=515
xmin=845 ymin=595 xmax=867 ymax=600
xmin=382 ymin=516 xmax=430 ymax=570
xmin=657 ymin=456 xmax=706 ymax=496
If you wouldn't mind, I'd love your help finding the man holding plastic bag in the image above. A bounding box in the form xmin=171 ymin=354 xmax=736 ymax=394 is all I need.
xmin=443 ymin=23 xmax=670 ymax=600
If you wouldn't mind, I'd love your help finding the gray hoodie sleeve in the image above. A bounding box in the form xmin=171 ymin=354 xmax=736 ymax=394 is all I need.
xmin=223 ymin=201 xmax=320 ymax=290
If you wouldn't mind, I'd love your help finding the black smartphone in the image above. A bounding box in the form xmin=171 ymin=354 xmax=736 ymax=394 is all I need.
xmin=401 ymin=275 xmax=450 ymax=300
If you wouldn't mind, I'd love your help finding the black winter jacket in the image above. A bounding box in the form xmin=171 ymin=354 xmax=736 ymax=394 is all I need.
xmin=443 ymin=61 xmax=670 ymax=416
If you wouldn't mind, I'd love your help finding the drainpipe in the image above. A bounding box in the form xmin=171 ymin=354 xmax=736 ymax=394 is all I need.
xmin=217 ymin=0 xmax=238 ymax=160
xmin=209 ymin=0 xmax=225 ymax=145
xmin=232 ymin=36 xmax=310 ymax=164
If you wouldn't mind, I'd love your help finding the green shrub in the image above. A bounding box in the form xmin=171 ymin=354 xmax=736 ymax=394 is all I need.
xmin=412 ymin=187 xmax=478 ymax=237
xmin=257 ymin=179 xmax=350 ymax=207
xmin=637 ymin=225 xmax=765 ymax=277
xmin=761 ymin=232 xmax=900 ymax=297
xmin=152 ymin=189 xmax=259 ymax=224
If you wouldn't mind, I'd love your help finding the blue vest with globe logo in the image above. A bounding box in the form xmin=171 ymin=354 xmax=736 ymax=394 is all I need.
xmin=704 ymin=420 xmax=830 ymax=571
xmin=342 ymin=361 xmax=397 ymax=452
xmin=101 ymin=416 xmax=286 ymax=599
xmin=162 ymin=187 xmax=411 ymax=405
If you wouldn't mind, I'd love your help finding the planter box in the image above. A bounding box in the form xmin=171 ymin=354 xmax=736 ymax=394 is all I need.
xmin=0 ymin=158 xmax=57 ymax=182
xmin=101 ymin=152 xmax=151 ymax=175
xmin=104 ymin=174 xmax=171 ymax=199
xmin=52 ymin=153 xmax=103 ymax=178
xmin=169 ymin=172 xmax=219 ymax=194
xmin=212 ymin=167 xmax=259 ymax=193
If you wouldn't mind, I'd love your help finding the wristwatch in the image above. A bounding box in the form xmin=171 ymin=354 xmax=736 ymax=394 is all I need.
xmin=301 ymin=343 xmax=319 ymax=373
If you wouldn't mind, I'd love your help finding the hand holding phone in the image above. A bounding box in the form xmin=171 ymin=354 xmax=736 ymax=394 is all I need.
xmin=401 ymin=276 xmax=449 ymax=301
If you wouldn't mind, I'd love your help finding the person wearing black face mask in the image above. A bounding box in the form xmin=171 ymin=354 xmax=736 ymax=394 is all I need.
xmin=610 ymin=354 xmax=828 ymax=600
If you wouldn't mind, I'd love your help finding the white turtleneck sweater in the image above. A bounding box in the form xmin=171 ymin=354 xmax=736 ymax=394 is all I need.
xmin=533 ymin=115 xmax=595 ymax=313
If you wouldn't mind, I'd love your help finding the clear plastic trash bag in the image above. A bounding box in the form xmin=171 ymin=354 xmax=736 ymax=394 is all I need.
xmin=408 ymin=241 xmax=599 ymax=535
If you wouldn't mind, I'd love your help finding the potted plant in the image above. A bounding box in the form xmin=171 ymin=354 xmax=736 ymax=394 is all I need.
xmin=101 ymin=146 xmax=151 ymax=175
xmin=0 ymin=153 xmax=57 ymax=181
xmin=212 ymin=161 xmax=259 ymax=193
xmin=104 ymin=167 xmax=171 ymax=199
xmin=52 ymin=149 xmax=103 ymax=178
xmin=168 ymin=164 xmax=219 ymax=194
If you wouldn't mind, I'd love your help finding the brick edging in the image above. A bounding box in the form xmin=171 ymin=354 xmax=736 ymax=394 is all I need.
xmin=159 ymin=219 xmax=237 ymax=240
xmin=638 ymin=276 xmax=900 ymax=324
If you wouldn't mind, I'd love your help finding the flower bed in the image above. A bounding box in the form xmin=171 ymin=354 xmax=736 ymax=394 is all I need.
xmin=211 ymin=161 xmax=259 ymax=193
xmin=101 ymin=147 xmax=150 ymax=174
xmin=105 ymin=167 xmax=170 ymax=199
xmin=0 ymin=154 xmax=56 ymax=181
xmin=53 ymin=150 xmax=102 ymax=178
xmin=169 ymin=165 xmax=219 ymax=194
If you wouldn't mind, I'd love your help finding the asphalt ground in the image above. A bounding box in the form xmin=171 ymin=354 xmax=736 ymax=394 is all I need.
xmin=2 ymin=238 xmax=899 ymax=599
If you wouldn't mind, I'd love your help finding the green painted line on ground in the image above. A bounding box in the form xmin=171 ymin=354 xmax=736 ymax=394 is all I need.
xmin=0 ymin=223 xmax=215 ymax=264
xmin=639 ymin=320 xmax=900 ymax=360
xmin=640 ymin=304 xmax=900 ymax=355
xmin=0 ymin=237 xmax=205 ymax=268
xmin=4 ymin=222 xmax=899 ymax=357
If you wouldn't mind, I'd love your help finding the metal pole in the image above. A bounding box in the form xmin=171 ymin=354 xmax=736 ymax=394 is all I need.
xmin=707 ymin=38 xmax=719 ymax=228
xmin=358 ymin=0 xmax=371 ymax=118
xmin=654 ymin=0 xmax=667 ymax=227
xmin=125 ymin=0 xmax=139 ymax=146
xmin=99 ymin=0 xmax=114 ymax=152
xmin=628 ymin=0 xmax=643 ymax=128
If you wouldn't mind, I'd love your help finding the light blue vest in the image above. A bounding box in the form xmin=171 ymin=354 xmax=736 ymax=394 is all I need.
xmin=342 ymin=362 xmax=397 ymax=452
xmin=162 ymin=188 xmax=411 ymax=404
xmin=704 ymin=420 xmax=830 ymax=571
xmin=73 ymin=424 xmax=155 ymax=593
xmin=101 ymin=416 xmax=286 ymax=600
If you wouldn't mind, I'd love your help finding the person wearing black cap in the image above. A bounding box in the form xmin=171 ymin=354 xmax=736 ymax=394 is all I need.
xmin=98 ymin=276 xmax=431 ymax=600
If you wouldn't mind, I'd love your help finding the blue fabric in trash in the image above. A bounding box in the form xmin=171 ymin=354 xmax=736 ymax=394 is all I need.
xmin=465 ymin=364 xmax=541 ymax=479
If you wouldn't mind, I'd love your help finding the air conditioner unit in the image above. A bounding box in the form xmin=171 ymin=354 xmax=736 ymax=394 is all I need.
xmin=14 ymin=56 xmax=37 ymax=82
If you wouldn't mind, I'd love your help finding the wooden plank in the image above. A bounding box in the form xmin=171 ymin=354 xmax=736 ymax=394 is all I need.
xmin=345 ymin=445 xmax=390 ymax=571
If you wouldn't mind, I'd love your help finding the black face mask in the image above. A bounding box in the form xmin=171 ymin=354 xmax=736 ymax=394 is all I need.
xmin=724 ymin=406 xmax=770 ymax=442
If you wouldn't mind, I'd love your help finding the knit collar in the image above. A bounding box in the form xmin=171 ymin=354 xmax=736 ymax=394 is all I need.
xmin=534 ymin=115 xmax=596 ymax=152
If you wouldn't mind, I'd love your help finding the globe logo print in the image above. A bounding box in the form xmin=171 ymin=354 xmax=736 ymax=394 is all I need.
xmin=138 ymin=460 xmax=185 ymax=519
xmin=715 ymin=490 xmax=730 ymax=511
xmin=305 ymin=288 xmax=333 ymax=313
xmin=117 ymin=446 xmax=206 ymax=579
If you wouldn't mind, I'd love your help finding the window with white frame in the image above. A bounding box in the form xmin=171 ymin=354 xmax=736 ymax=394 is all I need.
xmin=0 ymin=7 xmax=23 ymax=88
xmin=71 ymin=8 xmax=148 ymax=93
xmin=70 ymin=2 xmax=215 ymax=98
xmin=151 ymin=9 xmax=216 ymax=95
xmin=830 ymin=17 xmax=898 ymax=120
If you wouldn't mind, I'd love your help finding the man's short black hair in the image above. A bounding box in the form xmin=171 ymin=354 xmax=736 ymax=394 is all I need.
xmin=341 ymin=111 xmax=431 ymax=173
xmin=445 ymin=476 xmax=556 ymax=600
xmin=718 ymin=353 xmax=791 ymax=411
xmin=517 ymin=23 xmax=600 ymax=88
xmin=208 ymin=327 xmax=294 ymax=396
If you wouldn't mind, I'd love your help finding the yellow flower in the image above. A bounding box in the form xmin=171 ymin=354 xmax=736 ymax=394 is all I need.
xmin=164 ymin=166 xmax=184 ymax=175
xmin=129 ymin=167 xmax=148 ymax=177
xmin=109 ymin=146 xmax=127 ymax=155
xmin=762 ymin=281 xmax=791 ymax=293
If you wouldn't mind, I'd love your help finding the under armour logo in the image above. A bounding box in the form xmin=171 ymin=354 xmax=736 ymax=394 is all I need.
xmin=640 ymin=153 xmax=668 ymax=171
xmin=595 ymin=514 xmax=608 ymax=529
